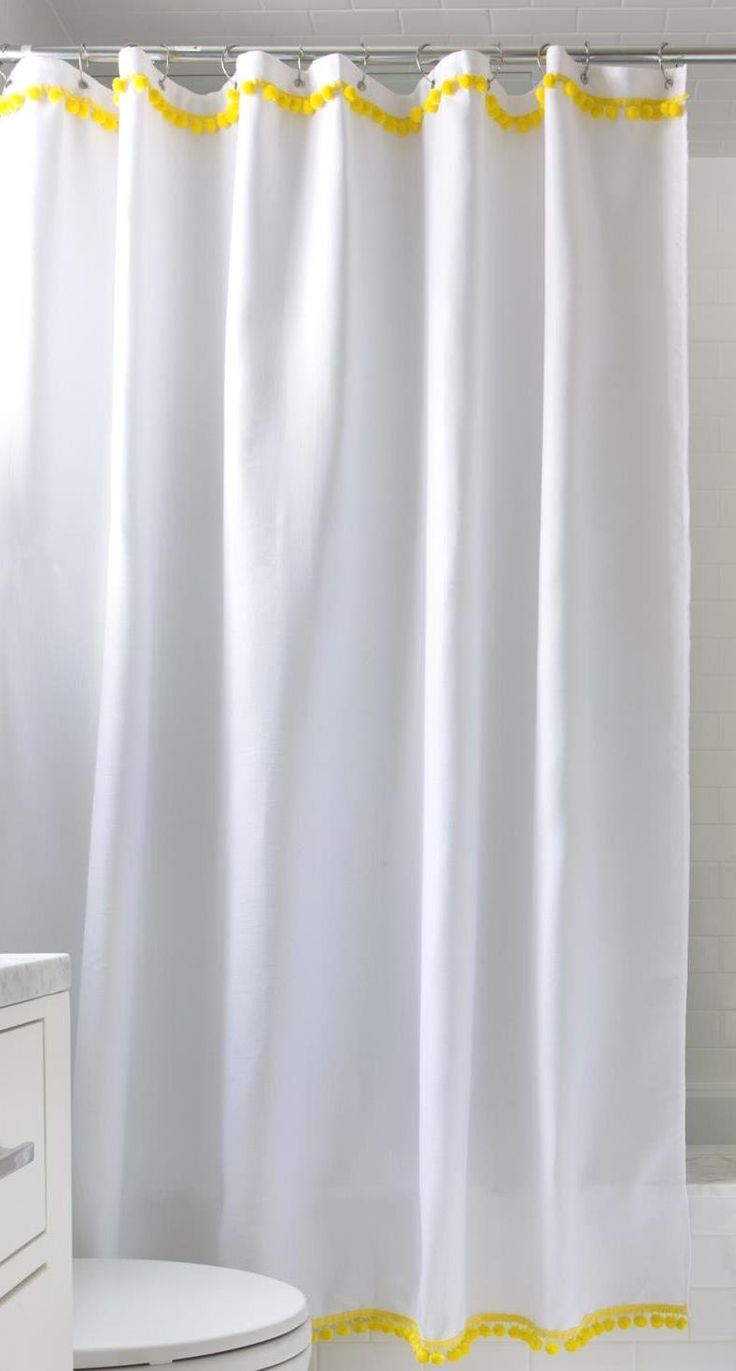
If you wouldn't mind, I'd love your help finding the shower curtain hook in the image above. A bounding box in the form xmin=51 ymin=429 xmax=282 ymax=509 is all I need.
xmin=0 ymin=45 xmax=11 ymax=91
xmin=157 ymin=43 xmax=171 ymax=89
xmin=294 ymin=46 xmax=306 ymax=88
xmin=78 ymin=43 xmax=89 ymax=90
xmin=221 ymin=44 xmax=237 ymax=86
xmin=658 ymin=42 xmax=675 ymax=90
xmin=537 ymin=43 xmax=549 ymax=75
xmin=357 ymin=43 xmax=369 ymax=92
xmin=580 ymin=40 xmax=591 ymax=85
xmin=415 ymin=44 xmax=436 ymax=90
xmin=487 ymin=44 xmax=503 ymax=88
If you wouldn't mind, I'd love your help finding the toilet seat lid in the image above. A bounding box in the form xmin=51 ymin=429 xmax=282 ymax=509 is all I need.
xmin=73 ymin=1258 xmax=310 ymax=1368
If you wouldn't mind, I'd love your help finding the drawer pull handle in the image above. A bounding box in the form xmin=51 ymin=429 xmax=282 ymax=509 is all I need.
xmin=0 ymin=1141 xmax=34 ymax=1180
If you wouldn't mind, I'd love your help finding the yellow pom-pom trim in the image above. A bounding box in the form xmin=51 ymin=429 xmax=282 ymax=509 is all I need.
xmin=311 ymin=1305 xmax=688 ymax=1361
xmin=0 ymin=66 xmax=686 ymax=136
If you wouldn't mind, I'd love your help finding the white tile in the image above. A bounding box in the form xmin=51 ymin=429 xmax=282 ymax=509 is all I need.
xmin=690 ymin=1287 xmax=736 ymax=1338
xmin=688 ymin=973 xmax=736 ymax=1009
xmin=219 ymin=10 xmax=316 ymax=34
xmin=636 ymin=1346 xmax=736 ymax=1369
xmin=671 ymin=7 xmax=736 ymax=30
xmin=688 ymin=1046 xmax=736 ymax=1080
xmin=690 ymin=1191 xmax=736 ymax=1234
xmin=579 ymin=7 xmax=666 ymax=29
xmin=399 ymin=9 xmax=490 ymax=32
xmin=490 ymin=8 xmax=577 ymax=32
xmin=311 ymin=11 xmax=402 ymax=33
xmin=548 ymin=1347 xmax=634 ymax=1369
xmin=692 ymin=1232 xmax=736 ymax=1285
xmin=688 ymin=1009 xmax=725 ymax=1045
xmin=690 ymin=933 xmax=725 ymax=968
xmin=690 ymin=899 xmax=736 ymax=934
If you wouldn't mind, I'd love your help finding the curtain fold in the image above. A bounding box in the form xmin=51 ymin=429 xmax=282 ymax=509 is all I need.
xmin=0 ymin=44 xmax=690 ymax=1356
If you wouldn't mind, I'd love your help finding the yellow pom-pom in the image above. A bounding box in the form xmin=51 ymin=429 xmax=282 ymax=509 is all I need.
xmin=492 ymin=1324 xmax=505 ymax=1337
xmin=634 ymin=1315 xmax=647 ymax=1327
xmin=650 ymin=1315 xmax=664 ymax=1328
xmin=319 ymin=1329 xmax=333 ymax=1341
xmin=535 ymin=85 xmax=546 ymax=105
xmin=343 ymin=84 xmax=358 ymax=103
xmin=131 ymin=74 xmax=147 ymax=91
xmin=530 ymin=1337 xmax=543 ymax=1351
xmin=545 ymin=1344 xmax=559 ymax=1357
xmin=263 ymin=83 xmax=278 ymax=101
xmin=112 ymin=77 xmax=127 ymax=95
xmin=189 ymin=115 xmax=203 ymax=133
xmin=47 ymin=85 xmax=64 ymax=103
xmin=204 ymin=115 xmax=217 ymax=132
xmin=676 ymin=1316 xmax=688 ymax=1329
xmin=65 ymin=96 xmax=80 ymax=115
xmin=665 ymin=1316 xmax=677 ymax=1328
xmin=26 ymin=85 xmax=43 ymax=100
xmin=336 ymin=1324 xmax=350 ymax=1337
xmin=564 ymin=79 xmax=576 ymax=97
xmin=429 ymin=1356 xmax=444 ymax=1365
xmin=409 ymin=105 xmax=423 ymax=124
xmin=641 ymin=102 xmax=654 ymax=119
xmin=473 ymin=74 xmax=486 ymax=92
xmin=458 ymin=73 xmax=472 ymax=89
xmin=543 ymin=72 xmax=556 ymax=88
xmin=626 ymin=105 xmax=641 ymax=120
xmin=310 ymin=92 xmax=325 ymax=109
xmin=441 ymin=79 xmax=457 ymax=96
xmin=416 ymin=1353 xmax=429 ymax=1365
xmin=241 ymin=81 xmax=256 ymax=97
xmin=617 ymin=1316 xmax=632 ymax=1329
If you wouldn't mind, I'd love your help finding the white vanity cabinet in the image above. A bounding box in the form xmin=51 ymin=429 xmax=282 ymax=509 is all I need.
xmin=0 ymin=955 xmax=72 ymax=1371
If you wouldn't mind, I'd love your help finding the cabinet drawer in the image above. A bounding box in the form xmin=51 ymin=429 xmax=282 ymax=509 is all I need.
xmin=0 ymin=1021 xmax=46 ymax=1267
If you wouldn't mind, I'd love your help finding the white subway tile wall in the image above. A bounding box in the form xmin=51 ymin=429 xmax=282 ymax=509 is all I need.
xmin=690 ymin=158 xmax=736 ymax=1147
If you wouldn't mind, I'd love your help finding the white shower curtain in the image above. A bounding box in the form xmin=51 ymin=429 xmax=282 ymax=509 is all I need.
xmin=0 ymin=44 xmax=690 ymax=1357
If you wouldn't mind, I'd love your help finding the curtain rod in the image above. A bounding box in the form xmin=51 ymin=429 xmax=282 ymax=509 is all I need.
xmin=1 ymin=43 xmax=736 ymax=72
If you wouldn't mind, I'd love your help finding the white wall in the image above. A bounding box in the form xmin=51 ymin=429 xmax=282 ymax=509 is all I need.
xmin=688 ymin=157 xmax=736 ymax=1145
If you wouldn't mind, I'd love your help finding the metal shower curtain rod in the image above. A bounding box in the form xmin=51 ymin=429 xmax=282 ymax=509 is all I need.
xmin=3 ymin=43 xmax=736 ymax=73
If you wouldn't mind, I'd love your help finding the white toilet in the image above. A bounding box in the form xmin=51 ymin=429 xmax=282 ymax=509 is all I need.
xmin=73 ymin=1258 xmax=312 ymax=1370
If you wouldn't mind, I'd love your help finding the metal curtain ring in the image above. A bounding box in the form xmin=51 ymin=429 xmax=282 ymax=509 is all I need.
xmin=221 ymin=44 xmax=237 ymax=85
xmin=357 ymin=42 xmax=369 ymax=92
xmin=416 ymin=43 xmax=435 ymax=89
xmin=294 ymin=45 xmax=306 ymax=88
xmin=659 ymin=41 xmax=675 ymax=90
xmin=78 ymin=42 xmax=89 ymax=89
xmin=580 ymin=40 xmax=591 ymax=85
xmin=487 ymin=44 xmax=503 ymax=88
xmin=157 ymin=43 xmax=171 ymax=89
xmin=537 ymin=43 xmax=549 ymax=75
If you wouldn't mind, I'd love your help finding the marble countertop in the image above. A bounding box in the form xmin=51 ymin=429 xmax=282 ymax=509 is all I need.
xmin=0 ymin=954 xmax=71 ymax=1010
